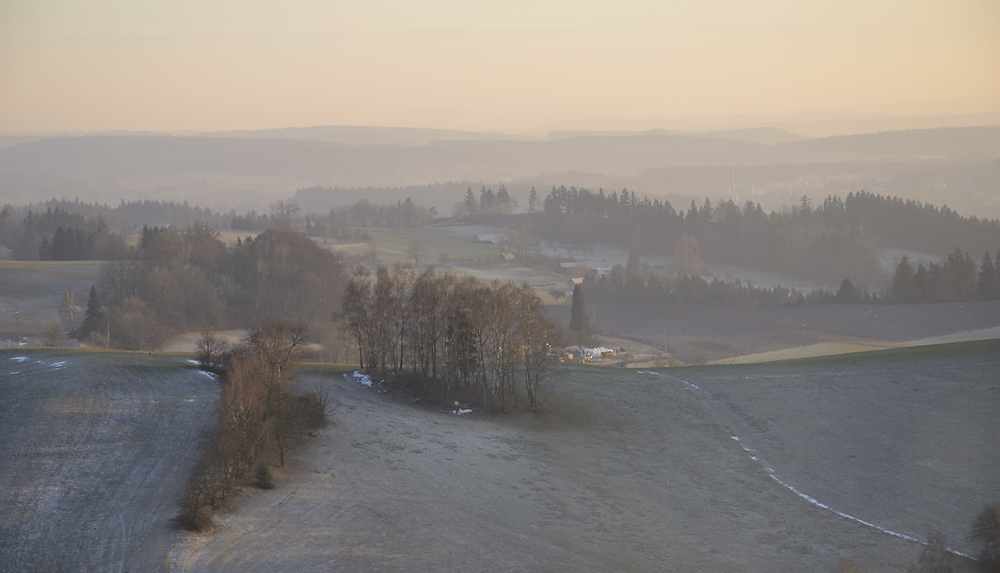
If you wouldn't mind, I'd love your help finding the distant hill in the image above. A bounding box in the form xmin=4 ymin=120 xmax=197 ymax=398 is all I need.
xmin=548 ymin=127 xmax=808 ymax=146
xmin=1 ymin=126 xmax=998 ymax=213
xmin=204 ymin=125 xmax=534 ymax=146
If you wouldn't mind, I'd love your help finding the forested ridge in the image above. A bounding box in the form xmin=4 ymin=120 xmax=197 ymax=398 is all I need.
xmin=0 ymin=199 xmax=228 ymax=260
xmin=536 ymin=186 xmax=1000 ymax=285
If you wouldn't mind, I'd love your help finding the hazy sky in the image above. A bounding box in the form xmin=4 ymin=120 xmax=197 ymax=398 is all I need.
xmin=1 ymin=0 xmax=998 ymax=133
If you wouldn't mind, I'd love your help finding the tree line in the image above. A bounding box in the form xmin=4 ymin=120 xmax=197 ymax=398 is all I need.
xmin=577 ymin=243 xmax=1000 ymax=308
xmin=534 ymin=187 xmax=1000 ymax=286
xmin=454 ymin=185 xmax=519 ymax=218
xmin=0 ymin=206 xmax=130 ymax=260
xmin=178 ymin=320 xmax=328 ymax=532
xmin=0 ymin=200 xmax=230 ymax=260
xmin=579 ymin=266 xmax=818 ymax=308
xmin=341 ymin=266 xmax=558 ymax=412
xmin=890 ymin=247 xmax=1000 ymax=303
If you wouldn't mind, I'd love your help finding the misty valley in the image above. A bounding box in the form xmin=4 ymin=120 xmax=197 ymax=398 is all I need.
xmin=1 ymin=125 xmax=999 ymax=572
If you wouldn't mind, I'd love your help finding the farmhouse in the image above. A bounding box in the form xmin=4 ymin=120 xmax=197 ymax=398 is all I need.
xmin=471 ymin=233 xmax=504 ymax=245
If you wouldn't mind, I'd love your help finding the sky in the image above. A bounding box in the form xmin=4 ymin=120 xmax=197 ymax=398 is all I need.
xmin=1 ymin=0 xmax=998 ymax=134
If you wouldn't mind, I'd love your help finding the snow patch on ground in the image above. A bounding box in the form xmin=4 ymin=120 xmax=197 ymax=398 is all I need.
xmin=49 ymin=361 xmax=67 ymax=369
xmin=198 ymin=370 xmax=217 ymax=380
xmin=185 ymin=359 xmax=200 ymax=365
xmin=452 ymin=408 xmax=473 ymax=415
xmin=10 ymin=356 xmax=28 ymax=362
xmin=351 ymin=371 xmax=373 ymax=387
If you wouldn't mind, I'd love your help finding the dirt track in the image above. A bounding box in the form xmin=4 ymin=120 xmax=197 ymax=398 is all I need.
xmin=168 ymin=353 xmax=996 ymax=572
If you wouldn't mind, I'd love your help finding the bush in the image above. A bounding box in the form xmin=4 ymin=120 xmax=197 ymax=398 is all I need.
xmin=255 ymin=462 xmax=275 ymax=490
xmin=177 ymin=502 xmax=215 ymax=533
xmin=299 ymin=391 xmax=327 ymax=430
xmin=972 ymin=502 xmax=1000 ymax=573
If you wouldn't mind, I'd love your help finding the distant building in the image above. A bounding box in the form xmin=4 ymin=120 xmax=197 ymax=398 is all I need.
xmin=471 ymin=233 xmax=504 ymax=245
xmin=558 ymin=261 xmax=611 ymax=275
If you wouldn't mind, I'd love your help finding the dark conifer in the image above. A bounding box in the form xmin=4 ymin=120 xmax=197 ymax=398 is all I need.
xmin=568 ymin=283 xmax=590 ymax=345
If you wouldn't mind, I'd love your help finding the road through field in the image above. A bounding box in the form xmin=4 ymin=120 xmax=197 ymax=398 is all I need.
xmin=167 ymin=347 xmax=993 ymax=571
xmin=0 ymin=350 xmax=219 ymax=572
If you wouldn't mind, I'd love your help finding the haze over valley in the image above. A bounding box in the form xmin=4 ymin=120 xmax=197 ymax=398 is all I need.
xmin=2 ymin=1 xmax=999 ymax=571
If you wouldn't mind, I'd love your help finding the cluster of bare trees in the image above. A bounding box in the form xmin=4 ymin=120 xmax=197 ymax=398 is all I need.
xmin=342 ymin=266 xmax=558 ymax=412
xmin=180 ymin=320 xmax=326 ymax=531
xmin=73 ymin=226 xmax=345 ymax=351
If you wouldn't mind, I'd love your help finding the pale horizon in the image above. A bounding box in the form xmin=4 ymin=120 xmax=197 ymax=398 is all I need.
xmin=1 ymin=0 xmax=999 ymax=134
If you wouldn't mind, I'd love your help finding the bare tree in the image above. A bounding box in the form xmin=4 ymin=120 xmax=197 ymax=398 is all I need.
xmin=407 ymin=241 xmax=426 ymax=266
xmin=269 ymin=199 xmax=302 ymax=230
xmin=672 ymin=235 xmax=705 ymax=277
xmin=972 ymin=502 xmax=1000 ymax=572
xmin=58 ymin=288 xmax=81 ymax=335
xmin=906 ymin=531 xmax=954 ymax=573
xmin=107 ymin=296 xmax=162 ymax=351
xmin=196 ymin=328 xmax=230 ymax=373
xmin=40 ymin=319 xmax=69 ymax=347
xmin=99 ymin=258 xmax=143 ymax=306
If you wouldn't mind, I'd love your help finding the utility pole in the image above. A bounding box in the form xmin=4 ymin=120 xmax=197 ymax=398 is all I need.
xmin=15 ymin=308 xmax=21 ymax=346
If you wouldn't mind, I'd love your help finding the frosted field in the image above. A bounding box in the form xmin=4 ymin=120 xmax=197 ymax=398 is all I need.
xmin=0 ymin=350 xmax=218 ymax=571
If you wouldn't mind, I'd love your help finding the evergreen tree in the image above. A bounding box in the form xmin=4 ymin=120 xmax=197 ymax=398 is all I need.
xmin=528 ymin=186 xmax=538 ymax=213
xmin=980 ymin=251 xmax=996 ymax=300
xmin=479 ymin=186 xmax=495 ymax=214
xmin=568 ymin=283 xmax=590 ymax=346
xmin=626 ymin=248 xmax=640 ymax=274
xmin=37 ymin=236 xmax=51 ymax=260
xmin=78 ymin=285 xmax=104 ymax=338
xmin=495 ymin=185 xmax=511 ymax=214
xmin=836 ymin=277 xmax=856 ymax=303
xmin=463 ymin=187 xmax=478 ymax=217
xmin=891 ymin=255 xmax=917 ymax=303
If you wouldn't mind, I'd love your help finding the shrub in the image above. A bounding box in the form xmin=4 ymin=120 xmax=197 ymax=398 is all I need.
xmin=255 ymin=462 xmax=275 ymax=490
xmin=972 ymin=502 xmax=1000 ymax=573
xmin=177 ymin=501 xmax=215 ymax=533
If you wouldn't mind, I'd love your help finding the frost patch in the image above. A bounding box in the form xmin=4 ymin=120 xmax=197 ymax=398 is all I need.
xmin=352 ymin=371 xmax=373 ymax=387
